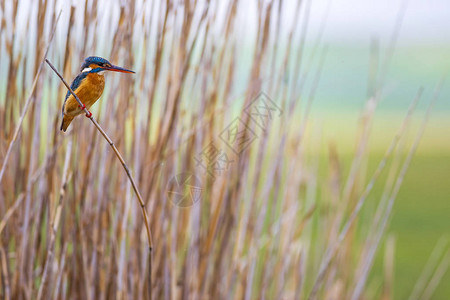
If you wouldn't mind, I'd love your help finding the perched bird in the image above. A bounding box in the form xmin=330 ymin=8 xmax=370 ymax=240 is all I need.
xmin=60 ymin=56 xmax=135 ymax=132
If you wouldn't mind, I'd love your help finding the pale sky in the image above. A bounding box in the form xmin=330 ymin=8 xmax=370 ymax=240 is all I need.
xmin=307 ymin=0 xmax=450 ymax=44
xmin=236 ymin=0 xmax=450 ymax=45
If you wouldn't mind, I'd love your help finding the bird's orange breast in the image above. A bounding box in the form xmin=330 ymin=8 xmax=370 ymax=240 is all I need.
xmin=63 ymin=73 xmax=105 ymax=116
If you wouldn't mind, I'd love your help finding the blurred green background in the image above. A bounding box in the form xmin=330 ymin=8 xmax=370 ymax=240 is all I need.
xmin=314 ymin=44 xmax=450 ymax=299
xmin=290 ymin=1 xmax=450 ymax=296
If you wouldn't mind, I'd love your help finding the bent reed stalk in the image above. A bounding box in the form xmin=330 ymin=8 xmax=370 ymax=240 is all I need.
xmin=45 ymin=59 xmax=153 ymax=299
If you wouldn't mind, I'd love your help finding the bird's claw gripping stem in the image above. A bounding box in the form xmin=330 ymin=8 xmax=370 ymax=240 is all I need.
xmin=77 ymin=103 xmax=91 ymax=118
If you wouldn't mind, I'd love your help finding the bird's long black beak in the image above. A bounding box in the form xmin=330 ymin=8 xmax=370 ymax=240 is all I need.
xmin=104 ymin=65 xmax=135 ymax=74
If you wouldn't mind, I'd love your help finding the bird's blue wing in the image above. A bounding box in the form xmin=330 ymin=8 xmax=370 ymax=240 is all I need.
xmin=62 ymin=72 xmax=88 ymax=116
xmin=65 ymin=72 xmax=88 ymax=100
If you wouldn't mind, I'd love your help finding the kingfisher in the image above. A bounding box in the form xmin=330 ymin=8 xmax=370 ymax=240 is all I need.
xmin=60 ymin=56 xmax=135 ymax=132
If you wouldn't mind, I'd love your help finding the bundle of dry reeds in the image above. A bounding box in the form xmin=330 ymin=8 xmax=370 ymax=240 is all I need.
xmin=0 ymin=0 xmax=446 ymax=299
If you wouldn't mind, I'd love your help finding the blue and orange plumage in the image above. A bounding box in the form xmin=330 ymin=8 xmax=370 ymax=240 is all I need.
xmin=60 ymin=56 xmax=134 ymax=132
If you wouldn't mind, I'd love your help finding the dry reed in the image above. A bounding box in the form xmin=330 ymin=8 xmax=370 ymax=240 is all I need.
xmin=0 ymin=1 xmax=447 ymax=299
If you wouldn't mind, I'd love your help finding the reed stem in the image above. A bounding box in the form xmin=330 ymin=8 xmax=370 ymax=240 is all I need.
xmin=45 ymin=59 xmax=153 ymax=299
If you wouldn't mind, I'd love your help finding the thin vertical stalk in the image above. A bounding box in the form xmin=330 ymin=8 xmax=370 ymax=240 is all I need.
xmin=0 ymin=11 xmax=61 ymax=185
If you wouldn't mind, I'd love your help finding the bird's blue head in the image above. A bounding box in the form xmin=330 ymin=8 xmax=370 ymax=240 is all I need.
xmin=80 ymin=56 xmax=135 ymax=74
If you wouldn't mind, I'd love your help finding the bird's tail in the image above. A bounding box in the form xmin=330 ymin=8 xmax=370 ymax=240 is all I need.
xmin=60 ymin=115 xmax=74 ymax=132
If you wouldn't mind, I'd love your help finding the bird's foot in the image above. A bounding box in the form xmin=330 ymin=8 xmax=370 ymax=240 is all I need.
xmin=78 ymin=103 xmax=86 ymax=110
xmin=85 ymin=110 xmax=92 ymax=118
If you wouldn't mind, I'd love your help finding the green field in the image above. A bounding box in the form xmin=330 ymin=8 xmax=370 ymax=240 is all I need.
xmin=391 ymin=152 xmax=450 ymax=299
xmin=317 ymin=112 xmax=450 ymax=299
xmin=316 ymin=44 xmax=450 ymax=298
